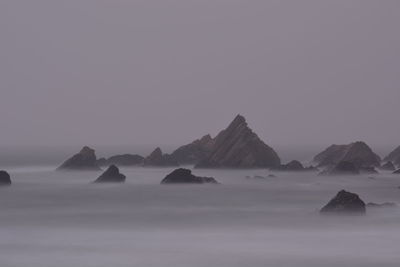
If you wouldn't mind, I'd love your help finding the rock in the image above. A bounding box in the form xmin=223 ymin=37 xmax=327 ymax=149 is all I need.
xmin=103 ymin=154 xmax=144 ymax=167
xmin=313 ymin=141 xmax=381 ymax=168
xmin=366 ymin=202 xmax=397 ymax=208
xmin=320 ymin=161 xmax=360 ymax=176
xmin=195 ymin=115 xmax=281 ymax=168
xmin=0 ymin=171 xmax=11 ymax=185
xmin=394 ymin=169 xmax=400 ymax=174
xmin=380 ymin=161 xmax=396 ymax=171
xmin=57 ymin=146 xmax=101 ymax=171
xmin=96 ymin=158 xmax=107 ymax=166
xmin=143 ymin=148 xmax=179 ymax=167
xmin=320 ymin=190 xmax=366 ymax=214
xmin=170 ymin=134 xmax=215 ymax=165
xmin=94 ymin=165 xmax=126 ymax=183
xmin=268 ymin=174 xmax=276 ymax=178
xmin=161 ymin=168 xmax=219 ymax=184
xmin=273 ymin=160 xmax=316 ymax=171
xmin=384 ymin=146 xmax=400 ymax=167
xmin=360 ymin=166 xmax=379 ymax=174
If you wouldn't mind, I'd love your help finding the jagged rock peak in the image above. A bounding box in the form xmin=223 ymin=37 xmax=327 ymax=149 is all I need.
xmin=144 ymin=147 xmax=179 ymax=167
xmin=195 ymin=115 xmax=281 ymax=168
xmin=320 ymin=190 xmax=366 ymax=214
xmin=384 ymin=146 xmax=400 ymax=167
xmin=57 ymin=146 xmax=101 ymax=171
xmin=94 ymin=165 xmax=126 ymax=183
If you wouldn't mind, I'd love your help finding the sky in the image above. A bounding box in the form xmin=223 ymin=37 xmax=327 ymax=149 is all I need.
xmin=0 ymin=0 xmax=399 ymax=148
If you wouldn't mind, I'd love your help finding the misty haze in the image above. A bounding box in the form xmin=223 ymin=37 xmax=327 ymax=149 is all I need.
xmin=1 ymin=1 xmax=400 ymax=267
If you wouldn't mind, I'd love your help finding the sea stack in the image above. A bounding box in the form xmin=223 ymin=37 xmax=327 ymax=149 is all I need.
xmin=313 ymin=141 xmax=381 ymax=168
xmin=161 ymin=168 xmax=219 ymax=184
xmin=171 ymin=134 xmax=215 ymax=165
xmin=195 ymin=115 xmax=281 ymax=168
xmin=94 ymin=165 xmax=126 ymax=183
xmin=0 ymin=170 xmax=11 ymax=186
xmin=384 ymin=146 xmax=400 ymax=167
xmin=57 ymin=146 xmax=101 ymax=171
xmin=320 ymin=190 xmax=366 ymax=214
xmin=143 ymin=147 xmax=179 ymax=167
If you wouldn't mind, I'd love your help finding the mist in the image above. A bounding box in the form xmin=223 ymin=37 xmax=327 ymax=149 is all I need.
xmin=1 ymin=0 xmax=400 ymax=148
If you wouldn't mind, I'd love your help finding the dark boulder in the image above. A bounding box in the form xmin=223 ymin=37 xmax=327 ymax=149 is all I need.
xmin=0 ymin=171 xmax=11 ymax=186
xmin=320 ymin=190 xmax=366 ymax=214
xmin=57 ymin=146 xmax=101 ymax=171
xmin=171 ymin=134 xmax=215 ymax=165
xmin=143 ymin=148 xmax=179 ymax=167
xmin=384 ymin=146 xmax=400 ymax=167
xmin=380 ymin=161 xmax=396 ymax=171
xmin=196 ymin=115 xmax=281 ymax=169
xmin=313 ymin=141 xmax=381 ymax=168
xmin=161 ymin=168 xmax=219 ymax=184
xmin=94 ymin=165 xmax=126 ymax=183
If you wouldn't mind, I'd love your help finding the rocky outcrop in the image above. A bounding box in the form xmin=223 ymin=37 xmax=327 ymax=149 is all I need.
xmin=170 ymin=134 xmax=215 ymax=165
xmin=394 ymin=169 xmax=400 ymax=174
xmin=273 ymin=160 xmax=317 ymax=171
xmin=161 ymin=168 xmax=219 ymax=184
xmin=98 ymin=154 xmax=144 ymax=167
xmin=94 ymin=165 xmax=126 ymax=183
xmin=0 ymin=171 xmax=11 ymax=185
xmin=57 ymin=146 xmax=101 ymax=171
xmin=320 ymin=190 xmax=366 ymax=214
xmin=195 ymin=115 xmax=281 ymax=169
xmin=380 ymin=161 xmax=396 ymax=171
xmin=313 ymin=141 xmax=381 ymax=168
xmin=319 ymin=161 xmax=360 ymax=176
xmin=143 ymin=148 xmax=179 ymax=167
xmin=384 ymin=146 xmax=400 ymax=167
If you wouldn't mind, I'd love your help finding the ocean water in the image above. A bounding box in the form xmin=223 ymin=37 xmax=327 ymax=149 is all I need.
xmin=0 ymin=165 xmax=400 ymax=267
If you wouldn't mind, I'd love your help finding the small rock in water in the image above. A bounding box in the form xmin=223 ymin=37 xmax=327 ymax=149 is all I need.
xmin=161 ymin=168 xmax=219 ymax=184
xmin=320 ymin=190 xmax=366 ymax=214
xmin=0 ymin=170 xmax=11 ymax=186
xmin=94 ymin=165 xmax=126 ymax=183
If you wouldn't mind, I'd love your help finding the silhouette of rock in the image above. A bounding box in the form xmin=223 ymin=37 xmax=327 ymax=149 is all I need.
xmin=320 ymin=190 xmax=366 ymax=214
xmin=273 ymin=160 xmax=316 ymax=171
xmin=144 ymin=148 xmax=179 ymax=167
xmin=394 ymin=169 xmax=400 ymax=174
xmin=366 ymin=202 xmax=397 ymax=208
xmin=100 ymin=154 xmax=144 ymax=167
xmin=320 ymin=161 xmax=360 ymax=175
xmin=195 ymin=115 xmax=281 ymax=168
xmin=171 ymin=134 xmax=215 ymax=165
xmin=0 ymin=170 xmax=11 ymax=185
xmin=97 ymin=158 xmax=107 ymax=166
xmin=380 ymin=161 xmax=396 ymax=171
xmin=384 ymin=146 xmax=400 ymax=167
xmin=360 ymin=166 xmax=379 ymax=174
xmin=57 ymin=146 xmax=101 ymax=171
xmin=94 ymin=165 xmax=126 ymax=183
xmin=161 ymin=168 xmax=219 ymax=184
xmin=314 ymin=141 xmax=381 ymax=168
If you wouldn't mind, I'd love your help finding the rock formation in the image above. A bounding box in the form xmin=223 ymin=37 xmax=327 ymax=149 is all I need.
xmin=94 ymin=165 xmax=126 ymax=183
xmin=57 ymin=146 xmax=101 ymax=171
xmin=273 ymin=160 xmax=317 ymax=171
xmin=98 ymin=154 xmax=144 ymax=167
xmin=0 ymin=170 xmax=11 ymax=185
xmin=394 ymin=169 xmax=400 ymax=174
xmin=143 ymin=148 xmax=179 ymax=167
xmin=171 ymin=134 xmax=215 ymax=165
xmin=313 ymin=141 xmax=381 ymax=168
xmin=320 ymin=190 xmax=366 ymax=214
xmin=380 ymin=161 xmax=395 ymax=171
xmin=319 ymin=161 xmax=360 ymax=175
xmin=161 ymin=168 xmax=219 ymax=184
xmin=195 ymin=115 xmax=281 ymax=168
xmin=384 ymin=146 xmax=400 ymax=167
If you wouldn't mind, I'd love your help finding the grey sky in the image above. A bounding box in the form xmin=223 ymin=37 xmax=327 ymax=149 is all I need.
xmin=1 ymin=0 xmax=399 ymax=148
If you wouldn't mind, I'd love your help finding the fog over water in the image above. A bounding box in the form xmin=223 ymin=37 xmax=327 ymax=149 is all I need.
xmin=1 ymin=167 xmax=400 ymax=267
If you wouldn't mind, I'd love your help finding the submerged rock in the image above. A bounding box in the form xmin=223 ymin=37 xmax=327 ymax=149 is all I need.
xmin=313 ymin=141 xmax=381 ymax=168
xmin=320 ymin=190 xmax=366 ymax=214
xmin=0 ymin=171 xmax=11 ymax=185
xmin=143 ymin=148 xmax=179 ymax=167
xmin=171 ymin=134 xmax=215 ymax=165
xmin=384 ymin=146 xmax=400 ymax=167
xmin=366 ymin=202 xmax=397 ymax=208
xmin=94 ymin=165 xmax=126 ymax=183
xmin=380 ymin=161 xmax=396 ymax=171
xmin=101 ymin=154 xmax=144 ymax=167
xmin=161 ymin=168 xmax=219 ymax=184
xmin=195 ymin=115 xmax=281 ymax=169
xmin=57 ymin=146 xmax=101 ymax=171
